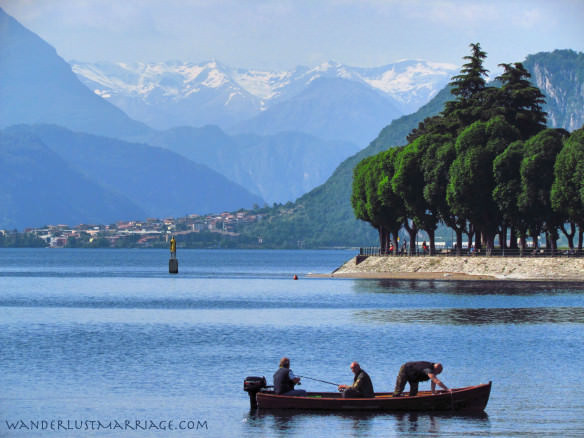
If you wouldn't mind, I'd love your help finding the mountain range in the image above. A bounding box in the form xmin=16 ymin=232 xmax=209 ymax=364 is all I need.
xmin=146 ymin=126 xmax=359 ymax=204
xmin=72 ymin=59 xmax=457 ymax=144
xmin=1 ymin=5 xmax=582 ymax=239
xmin=0 ymin=6 xmax=360 ymax=228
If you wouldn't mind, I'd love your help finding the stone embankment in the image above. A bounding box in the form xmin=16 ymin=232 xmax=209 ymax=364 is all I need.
xmin=328 ymin=255 xmax=584 ymax=282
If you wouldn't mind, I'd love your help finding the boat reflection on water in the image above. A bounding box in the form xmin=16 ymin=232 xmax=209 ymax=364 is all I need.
xmin=393 ymin=411 xmax=489 ymax=435
xmin=244 ymin=409 xmax=489 ymax=437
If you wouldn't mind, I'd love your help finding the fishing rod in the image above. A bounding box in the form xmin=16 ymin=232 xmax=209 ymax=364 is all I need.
xmin=297 ymin=375 xmax=340 ymax=387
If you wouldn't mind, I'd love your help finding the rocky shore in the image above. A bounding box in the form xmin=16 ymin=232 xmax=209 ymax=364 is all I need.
xmin=323 ymin=255 xmax=584 ymax=282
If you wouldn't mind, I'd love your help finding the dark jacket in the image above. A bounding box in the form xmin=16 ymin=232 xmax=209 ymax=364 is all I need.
xmin=405 ymin=361 xmax=435 ymax=382
xmin=351 ymin=369 xmax=374 ymax=397
xmin=273 ymin=367 xmax=294 ymax=395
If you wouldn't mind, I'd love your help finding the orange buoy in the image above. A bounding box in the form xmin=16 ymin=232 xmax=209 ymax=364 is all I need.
xmin=293 ymin=274 xmax=298 ymax=280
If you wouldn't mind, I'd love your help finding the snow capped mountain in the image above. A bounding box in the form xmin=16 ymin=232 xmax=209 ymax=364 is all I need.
xmin=71 ymin=60 xmax=261 ymax=129
xmin=71 ymin=59 xmax=457 ymax=137
xmin=356 ymin=60 xmax=459 ymax=113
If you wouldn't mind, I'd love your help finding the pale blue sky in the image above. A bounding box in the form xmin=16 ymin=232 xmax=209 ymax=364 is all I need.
xmin=2 ymin=0 xmax=583 ymax=75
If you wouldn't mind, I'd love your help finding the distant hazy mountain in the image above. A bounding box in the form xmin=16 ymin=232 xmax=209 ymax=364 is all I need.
xmin=0 ymin=131 xmax=146 ymax=229
xmin=232 ymin=77 xmax=402 ymax=145
xmin=0 ymin=8 xmax=151 ymax=140
xmin=71 ymin=59 xmax=457 ymax=143
xmin=147 ymin=126 xmax=360 ymax=203
xmin=1 ymin=125 xmax=264 ymax=229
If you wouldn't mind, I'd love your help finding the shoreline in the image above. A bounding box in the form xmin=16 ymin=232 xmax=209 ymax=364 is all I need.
xmin=312 ymin=255 xmax=584 ymax=282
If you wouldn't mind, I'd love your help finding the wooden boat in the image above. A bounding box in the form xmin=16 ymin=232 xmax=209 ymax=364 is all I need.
xmin=254 ymin=382 xmax=491 ymax=412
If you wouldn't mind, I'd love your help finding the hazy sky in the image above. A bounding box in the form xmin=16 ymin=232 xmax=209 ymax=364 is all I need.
xmin=2 ymin=0 xmax=583 ymax=74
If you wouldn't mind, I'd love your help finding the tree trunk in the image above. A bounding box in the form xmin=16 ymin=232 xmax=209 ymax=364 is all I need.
xmin=403 ymin=221 xmax=418 ymax=255
xmin=484 ymin=232 xmax=495 ymax=256
xmin=532 ymin=234 xmax=538 ymax=250
xmin=519 ymin=232 xmax=527 ymax=257
xmin=428 ymin=228 xmax=436 ymax=255
xmin=509 ymin=227 xmax=518 ymax=250
xmin=456 ymin=230 xmax=463 ymax=256
xmin=550 ymin=229 xmax=559 ymax=255
xmin=578 ymin=228 xmax=583 ymax=251
xmin=560 ymin=222 xmax=576 ymax=250
xmin=467 ymin=224 xmax=474 ymax=250
xmin=475 ymin=229 xmax=483 ymax=252
xmin=378 ymin=227 xmax=387 ymax=255
xmin=499 ymin=225 xmax=507 ymax=250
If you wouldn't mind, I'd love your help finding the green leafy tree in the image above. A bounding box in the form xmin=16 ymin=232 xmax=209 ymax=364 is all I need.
xmin=352 ymin=152 xmax=404 ymax=251
xmin=377 ymin=147 xmax=406 ymax=253
xmin=551 ymin=127 xmax=584 ymax=249
xmin=493 ymin=140 xmax=528 ymax=253
xmin=351 ymin=156 xmax=373 ymax=229
xmin=496 ymin=62 xmax=547 ymax=140
xmin=393 ymin=133 xmax=455 ymax=254
xmin=518 ymin=128 xmax=570 ymax=250
xmin=450 ymin=43 xmax=488 ymax=100
xmin=420 ymin=136 xmax=468 ymax=253
xmin=447 ymin=117 xmax=519 ymax=253
xmin=0 ymin=231 xmax=47 ymax=247
xmin=445 ymin=42 xmax=491 ymax=132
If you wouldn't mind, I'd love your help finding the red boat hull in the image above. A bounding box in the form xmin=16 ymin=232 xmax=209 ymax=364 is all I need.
xmin=256 ymin=382 xmax=491 ymax=412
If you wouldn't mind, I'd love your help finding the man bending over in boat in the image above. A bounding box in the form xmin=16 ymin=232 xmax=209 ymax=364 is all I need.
xmin=273 ymin=357 xmax=307 ymax=396
xmin=338 ymin=362 xmax=374 ymax=398
xmin=393 ymin=361 xmax=451 ymax=397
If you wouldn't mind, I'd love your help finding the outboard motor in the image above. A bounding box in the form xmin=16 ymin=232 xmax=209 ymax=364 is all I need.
xmin=243 ymin=376 xmax=267 ymax=408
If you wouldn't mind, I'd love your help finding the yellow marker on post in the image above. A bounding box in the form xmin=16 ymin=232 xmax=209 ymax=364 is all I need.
xmin=169 ymin=235 xmax=178 ymax=274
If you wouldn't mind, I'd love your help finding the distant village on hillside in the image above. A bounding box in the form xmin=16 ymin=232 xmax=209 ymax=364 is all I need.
xmin=0 ymin=210 xmax=266 ymax=248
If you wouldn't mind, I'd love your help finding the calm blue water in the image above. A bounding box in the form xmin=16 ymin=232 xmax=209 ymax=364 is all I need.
xmin=1 ymin=248 xmax=583 ymax=437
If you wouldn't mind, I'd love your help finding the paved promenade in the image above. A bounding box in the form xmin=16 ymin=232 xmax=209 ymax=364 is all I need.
xmin=323 ymin=255 xmax=584 ymax=282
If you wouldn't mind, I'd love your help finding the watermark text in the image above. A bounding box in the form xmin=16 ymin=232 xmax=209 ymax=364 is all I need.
xmin=4 ymin=419 xmax=208 ymax=432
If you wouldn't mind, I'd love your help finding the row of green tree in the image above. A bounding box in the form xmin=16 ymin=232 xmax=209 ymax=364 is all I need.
xmin=0 ymin=231 xmax=46 ymax=247
xmin=351 ymin=43 xmax=584 ymax=255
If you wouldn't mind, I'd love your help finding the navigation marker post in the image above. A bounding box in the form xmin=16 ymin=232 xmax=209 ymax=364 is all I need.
xmin=169 ymin=235 xmax=178 ymax=274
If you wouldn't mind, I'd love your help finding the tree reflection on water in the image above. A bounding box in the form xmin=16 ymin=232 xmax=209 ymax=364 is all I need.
xmin=353 ymin=307 xmax=584 ymax=325
xmin=355 ymin=279 xmax=584 ymax=296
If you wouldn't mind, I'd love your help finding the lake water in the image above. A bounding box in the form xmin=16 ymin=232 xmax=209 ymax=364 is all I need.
xmin=1 ymin=248 xmax=583 ymax=437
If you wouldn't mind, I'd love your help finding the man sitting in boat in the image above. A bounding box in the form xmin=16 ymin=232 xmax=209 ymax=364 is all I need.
xmin=338 ymin=361 xmax=374 ymax=398
xmin=273 ymin=357 xmax=307 ymax=396
xmin=393 ymin=361 xmax=451 ymax=396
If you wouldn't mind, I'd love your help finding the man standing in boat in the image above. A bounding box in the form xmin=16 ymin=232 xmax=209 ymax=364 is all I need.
xmin=273 ymin=357 xmax=307 ymax=396
xmin=338 ymin=361 xmax=374 ymax=398
xmin=393 ymin=361 xmax=451 ymax=396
